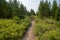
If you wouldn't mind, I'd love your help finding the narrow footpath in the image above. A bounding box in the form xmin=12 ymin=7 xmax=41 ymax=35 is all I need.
xmin=22 ymin=20 xmax=35 ymax=40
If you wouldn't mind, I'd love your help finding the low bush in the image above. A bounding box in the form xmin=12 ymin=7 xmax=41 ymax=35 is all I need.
xmin=0 ymin=17 xmax=31 ymax=40
xmin=34 ymin=18 xmax=60 ymax=40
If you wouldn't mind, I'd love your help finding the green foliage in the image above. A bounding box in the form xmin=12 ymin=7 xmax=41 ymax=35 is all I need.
xmin=37 ymin=0 xmax=60 ymax=20
xmin=0 ymin=0 xmax=8 ymax=18
xmin=0 ymin=0 xmax=30 ymax=19
xmin=30 ymin=9 xmax=35 ymax=16
xmin=56 ymin=3 xmax=60 ymax=21
xmin=52 ymin=0 xmax=58 ymax=19
xmin=37 ymin=0 xmax=51 ymax=18
xmin=34 ymin=18 xmax=60 ymax=40
xmin=0 ymin=17 xmax=31 ymax=40
xmin=37 ymin=0 xmax=44 ymax=18
xmin=44 ymin=0 xmax=50 ymax=17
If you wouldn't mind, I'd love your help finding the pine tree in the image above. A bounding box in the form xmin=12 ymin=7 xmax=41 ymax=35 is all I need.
xmin=44 ymin=0 xmax=50 ymax=17
xmin=38 ymin=0 xmax=44 ymax=18
xmin=7 ymin=0 xmax=13 ymax=18
xmin=19 ymin=3 xmax=27 ymax=19
xmin=13 ymin=0 xmax=18 ymax=16
xmin=37 ymin=0 xmax=50 ymax=18
xmin=52 ymin=0 xmax=57 ymax=19
xmin=0 ymin=0 xmax=7 ymax=18
xmin=56 ymin=3 xmax=60 ymax=20
xmin=30 ymin=9 xmax=35 ymax=16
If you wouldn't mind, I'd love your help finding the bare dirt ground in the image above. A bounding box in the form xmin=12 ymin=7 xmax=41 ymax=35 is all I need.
xmin=22 ymin=20 xmax=35 ymax=40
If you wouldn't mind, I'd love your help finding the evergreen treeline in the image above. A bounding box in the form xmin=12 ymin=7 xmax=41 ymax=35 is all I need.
xmin=0 ymin=0 xmax=35 ymax=19
xmin=37 ymin=0 xmax=60 ymax=21
xmin=0 ymin=0 xmax=60 ymax=20
xmin=34 ymin=0 xmax=60 ymax=40
xmin=0 ymin=0 xmax=32 ymax=40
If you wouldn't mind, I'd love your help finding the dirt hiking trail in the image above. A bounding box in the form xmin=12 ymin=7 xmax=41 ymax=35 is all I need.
xmin=22 ymin=20 xmax=35 ymax=40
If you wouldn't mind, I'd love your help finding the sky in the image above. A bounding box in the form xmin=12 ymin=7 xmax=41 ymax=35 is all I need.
xmin=6 ymin=0 xmax=40 ymax=12
xmin=19 ymin=0 xmax=40 ymax=12
xmin=6 ymin=0 xmax=59 ymax=12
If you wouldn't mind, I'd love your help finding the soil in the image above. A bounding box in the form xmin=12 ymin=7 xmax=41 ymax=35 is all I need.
xmin=22 ymin=20 xmax=35 ymax=40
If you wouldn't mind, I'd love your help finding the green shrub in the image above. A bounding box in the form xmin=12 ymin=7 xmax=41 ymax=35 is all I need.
xmin=0 ymin=17 xmax=31 ymax=40
xmin=34 ymin=18 xmax=60 ymax=40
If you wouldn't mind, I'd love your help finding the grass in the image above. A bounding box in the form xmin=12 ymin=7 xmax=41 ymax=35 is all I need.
xmin=0 ymin=17 xmax=31 ymax=40
xmin=34 ymin=18 xmax=60 ymax=40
